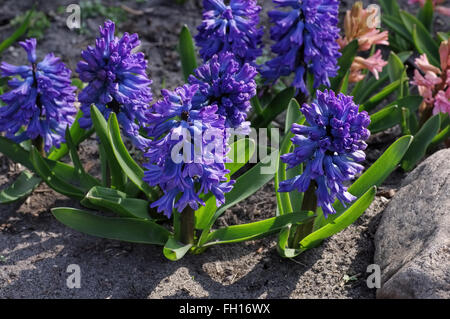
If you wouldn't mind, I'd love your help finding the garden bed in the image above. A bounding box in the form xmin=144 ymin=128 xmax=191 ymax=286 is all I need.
xmin=0 ymin=0 xmax=447 ymax=299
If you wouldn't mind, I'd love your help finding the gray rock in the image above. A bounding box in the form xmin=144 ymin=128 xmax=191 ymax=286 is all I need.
xmin=374 ymin=149 xmax=450 ymax=299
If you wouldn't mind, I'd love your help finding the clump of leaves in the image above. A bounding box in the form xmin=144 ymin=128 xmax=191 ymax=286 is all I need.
xmin=11 ymin=10 xmax=50 ymax=40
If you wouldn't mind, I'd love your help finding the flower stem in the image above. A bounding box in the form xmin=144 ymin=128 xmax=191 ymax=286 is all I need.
xmin=32 ymin=136 xmax=46 ymax=157
xmin=290 ymin=181 xmax=317 ymax=249
xmin=180 ymin=206 xmax=195 ymax=245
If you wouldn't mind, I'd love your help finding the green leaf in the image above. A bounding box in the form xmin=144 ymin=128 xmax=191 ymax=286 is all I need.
xmin=381 ymin=15 xmax=411 ymax=42
xmin=107 ymin=113 xmax=159 ymax=200
xmin=379 ymin=0 xmax=400 ymax=17
xmin=251 ymin=96 xmax=264 ymax=116
xmin=197 ymin=152 xmax=277 ymax=244
xmin=90 ymin=105 xmax=126 ymax=190
xmin=254 ymin=87 xmax=295 ymax=128
xmin=282 ymin=99 xmax=305 ymax=213
xmin=65 ymin=126 xmax=83 ymax=173
xmin=360 ymin=80 xmax=401 ymax=111
xmin=226 ymin=138 xmax=256 ymax=178
xmin=330 ymin=40 xmax=359 ymax=91
xmin=0 ymin=136 xmax=34 ymax=170
xmin=338 ymin=70 xmax=350 ymax=94
xmin=30 ymin=147 xmax=86 ymax=200
xmin=314 ymin=135 xmax=413 ymax=230
xmin=0 ymin=134 xmax=98 ymax=193
xmin=417 ymin=0 xmax=433 ymax=32
xmin=368 ymin=105 xmax=401 ymax=134
xmin=52 ymin=208 xmax=170 ymax=245
xmin=275 ymin=134 xmax=294 ymax=216
xmin=349 ymin=136 xmax=413 ymax=199
xmin=437 ymin=32 xmax=450 ymax=43
xmin=81 ymin=186 xmax=150 ymax=219
xmin=354 ymin=51 xmax=412 ymax=104
xmin=0 ymin=10 xmax=33 ymax=54
xmin=277 ymin=225 xmax=297 ymax=258
xmin=428 ymin=124 xmax=450 ymax=150
xmin=284 ymin=99 xmax=302 ymax=135
xmin=179 ymin=25 xmax=197 ymax=82
xmin=385 ymin=95 xmax=423 ymax=113
xmin=400 ymin=107 xmax=412 ymax=135
xmin=387 ymin=52 xmax=405 ymax=83
xmin=0 ymin=170 xmax=41 ymax=204
xmin=401 ymin=114 xmax=441 ymax=171
xmin=300 ymin=187 xmax=376 ymax=251
xmin=204 ymin=211 xmax=315 ymax=246
xmin=163 ymin=237 xmax=192 ymax=261
xmin=48 ymin=110 xmax=94 ymax=161
xmin=400 ymin=11 xmax=440 ymax=66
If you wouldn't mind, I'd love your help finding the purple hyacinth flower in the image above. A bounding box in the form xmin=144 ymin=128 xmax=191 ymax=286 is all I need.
xmin=188 ymin=52 xmax=257 ymax=133
xmin=195 ymin=0 xmax=263 ymax=64
xmin=76 ymin=20 xmax=152 ymax=149
xmin=0 ymin=38 xmax=76 ymax=152
xmin=143 ymin=84 xmax=234 ymax=217
xmin=261 ymin=0 xmax=341 ymax=94
xmin=278 ymin=89 xmax=370 ymax=218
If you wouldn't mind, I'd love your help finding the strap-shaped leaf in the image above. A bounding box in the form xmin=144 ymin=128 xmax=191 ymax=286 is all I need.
xmin=81 ymin=186 xmax=150 ymax=219
xmin=300 ymin=187 xmax=376 ymax=251
xmin=275 ymin=133 xmax=294 ymax=216
xmin=225 ymin=138 xmax=256 ymax=178
xmin=387 ymin=52 xmax=405 ymax=84
xmin=401 ymin=114 xmax=441 ymax=171
xmin=253 ymin=87 xmax=295 ymax=128
xmin=400 ymin=11 xmax=439 ymax=66
xmin=354 ymin=51 xmax=412 ymax=103
xmin=314 ymin=135 xmax=413 ymax=230
xmin=283 ymin=99 xmax=305 ymax=212
xmin=0 ymin=136 xmax=34 ymax=170
xmin=360 ymin=80 xmax=401 ymax=111
xmin=381 ymin=15 xmax=411 ymax=42
xmin=197 ymin=151 xmax=277 ymax=244
xmin=417 ymin=0 xmax=433 ymax=31
xmin=385 ymin=95 xmax=423 ymax=113
xmin=30 ymin=147 xmax=86 ymax=200
xmin=369 ymin=105 xmax=401 ymax=134
xmin=52 ymin=207 xmax=170 ymax=245
xmin=0 ymin=170 xmax=40 ymax=204
xmin=163 ymin=237 xmax=193 ymax=261
xmin=277 ymin=224 xmax=298 ymax=258
xmin=284 ymin=99 xmax=303 ymax=135
xmin=107 ymin=113 xmax=159 ymax=200
xmin=90 ymin=105 xmax=126 ymax=190
xmin=429 ymin=124 xmax=450 ymax=150
xmin=203 ymin=211 xmax=315 ymax=246
xmin=179 ymin=25 xmax=198 ymax=82
xmin=379 ymin=0 xmax=401 ymax=17
xmin=0 ymin=9 xmax=33 ymax=54
xmin=48 ymin=110 xmax=94 ymax=161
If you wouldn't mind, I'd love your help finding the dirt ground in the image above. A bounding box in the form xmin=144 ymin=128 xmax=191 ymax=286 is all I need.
xmin=0 ymin=0 xmax=445 ymax=299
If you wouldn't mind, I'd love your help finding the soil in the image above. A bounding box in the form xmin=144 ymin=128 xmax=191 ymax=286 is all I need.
xmin=0 ymin=0 xmax=445 ymax=299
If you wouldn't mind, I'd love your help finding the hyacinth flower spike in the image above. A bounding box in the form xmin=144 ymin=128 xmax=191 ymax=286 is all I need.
xmin=195 ymin=0 xmax=263 ymax=64
xmin=188 ymin=52 xmax=257 ymax=134
xmin=261 ymin=0 xmax=341 ymax=94
xmin=411 ymin=38 xmax=450 ymax=119
xmin=0 ymin=38 xmax=77 ymax=155
xmin=76 ymin=20 xmax=153 ymax=150
xmin=278 ymin=89 xmax=370 ymax=244
xmin=143 ymin=84 xmax=234 ymax=244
